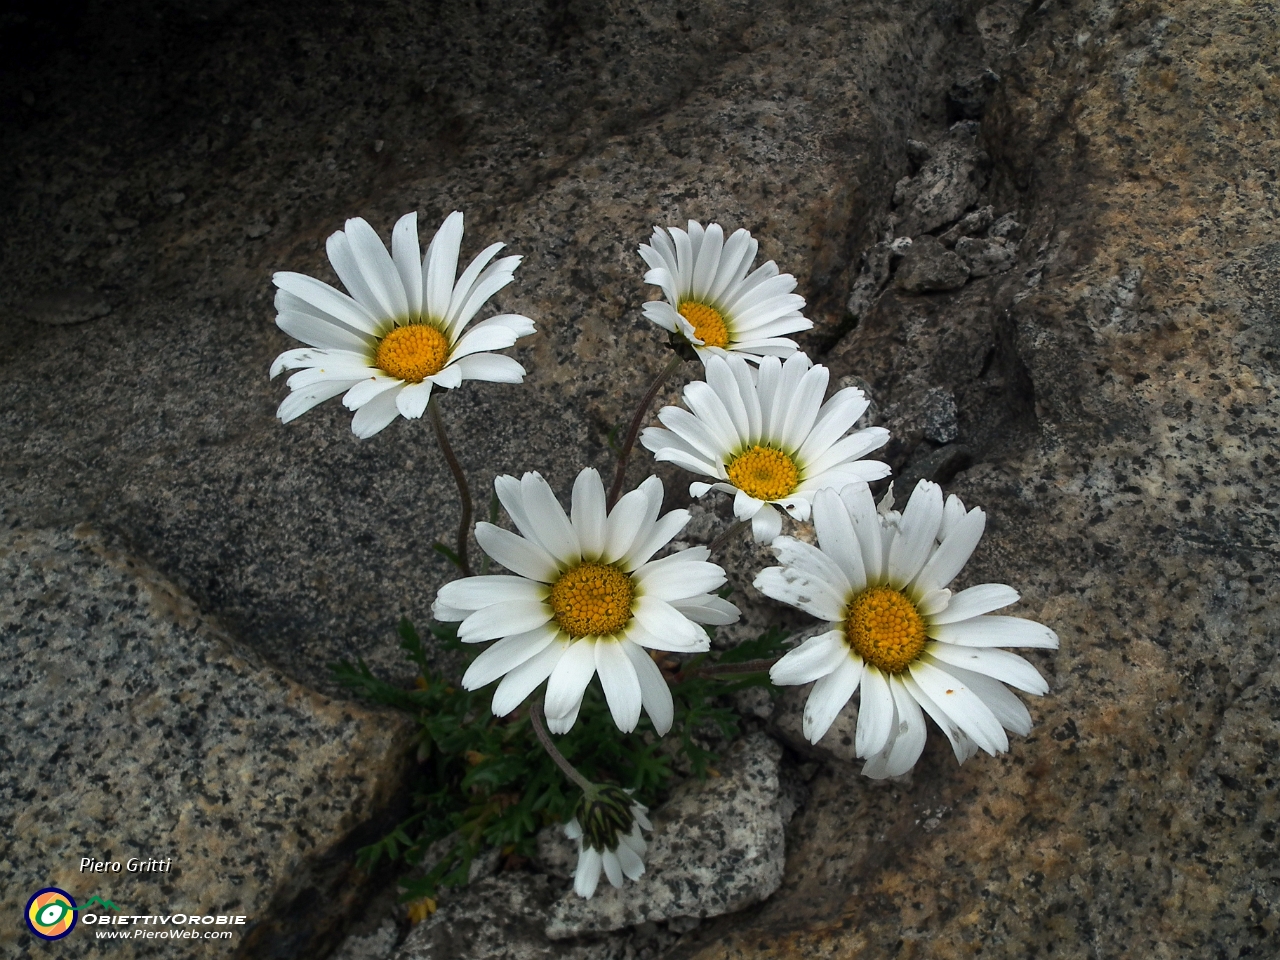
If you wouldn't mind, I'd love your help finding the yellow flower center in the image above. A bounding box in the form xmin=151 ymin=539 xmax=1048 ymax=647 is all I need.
xmin=374 ymin=324 xmax=450 ymax=382
xmin=549 ymin=562 xmax=635 ymax=638
xmin=678 ymin=301 xmax=730 ymax=348
xmin=845 ymin=587 xmax=927 ymax=673
xmin=725 ymin=445 xmax=800 ymax=502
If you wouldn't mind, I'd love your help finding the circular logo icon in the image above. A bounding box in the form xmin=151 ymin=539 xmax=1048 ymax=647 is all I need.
xmin=26 ymin=888 xmax=78 ymax=940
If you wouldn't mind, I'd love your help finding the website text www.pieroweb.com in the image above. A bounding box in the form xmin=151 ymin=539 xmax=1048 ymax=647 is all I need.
xmin=86 ymin=912 xmax=246 ymax=940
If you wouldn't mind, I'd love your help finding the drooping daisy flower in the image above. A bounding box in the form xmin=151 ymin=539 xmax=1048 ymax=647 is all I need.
xmin=269 ymin=211 xmax=535 ymax=438
xmin=756 ymin=480 xmax=1059 ymax=779
xmin=639 ymin=352 xmax=891 ymax=542
xmin=431 ymin=468 xmax=739 ymax=734
xmin=564 ymin=785 xmax=652 ymax=899
xmin=638 ymin=220 xmax=812 ymax=363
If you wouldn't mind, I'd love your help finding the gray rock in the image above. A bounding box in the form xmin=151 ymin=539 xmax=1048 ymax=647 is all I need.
xmin=770 ymin=685 xmax=859 ymax=765
xmin=0 ymin=526 xmax=413 ymax=959
xmin=919 ymin=386 xmax=959 ymax=444
xmin=987 ymin=211 xmax=1026 ymax=241
xmin=546 ymin=733 xmax=786 ymax=939
xmin=18 ymin=287 xmax=112 ymax=325
xmin=332 ymin=920 xmax=402 ymax=960
xmin=891 ymin=121 xmax=991 ymax=236
xmin=955 ymin=235 xmax=1018 ymax=277
xmin=947 ymin=68 xmax=1001 ymax=121
xmin=894 ymin=235 xmax=970 ymax=293
xmin=534 ymin=825 xmax=579 ymax=880
xmin=894 ymin=443 xmax=973 ymax=491
xmin=938 ymin=204 xmax=995 ymax=247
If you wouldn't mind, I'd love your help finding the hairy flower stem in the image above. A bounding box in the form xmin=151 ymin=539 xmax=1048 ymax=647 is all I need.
xmin=530 ymin=699 xmax=595 ymax=794
xmin=684 ymin=656 xmax=781 ymax=680
xmin=708 ymin=518 xmax=751 ymax=554
xmin=607 ymin=354 xmax=685 ymax=510
xmin=428 ymin=396 xmax=473 ymax=577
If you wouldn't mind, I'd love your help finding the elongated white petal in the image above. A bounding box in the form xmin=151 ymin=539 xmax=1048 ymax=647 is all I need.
xmin=424 ymin=211 xmax=464 ymax=321
xmin=855 ymin=665 xmax=895 ymax=757
xmin=936 ymin=662 xmax=1034 ymax=735
xmin=519 ymin=471 xmax=581 ymax=565
xmin=928 ymin=615 xmax=1060 ymax=649
xmin=545 ymin=639 xmax=598 ymax=723
xmin=572 ymin=468 xmax=608 ymax=560
xmin=574 ymin=847 xmax=603 ymax=899
xmin=669 ymin=594 xmax=740 ymax=625
xmin=805 ymin=660 xmax=862 ymax=743
xmin=928 ymin=583 xmax=1020 ymax=624
xmin=812 ymin=488 xmax=867 ymax=594
xmin=437 ymin=575 xmax=549 ymax=611
xmin=345 ymin=217 xmax=409 ymax=318
xmin=451 ymin=353 xmax=526 ymax=383
xmin=395 ymin=381 xmax=433 ymax=419
xmin=888 ymin=480 xmax=944 ymax=586
xmin=391 ymin=212 xmax=424 ymax=316
xmin=458 ymin=599 xmax=553 ymax=643
xmin=753 ymin=566 xmax=845 ymax=622
xmin=631 ymin=557 xmax=724 ymax=600
xmin=622 ymin=640 xmax=673 ymax=735
xmin=349 ymin=386 xmax=404 ymax=437
xmin=277 ymin=379 xmax=362 ymax=422
xmin=491 ymin=638 xmax=569 ymax=716
xmin=770 ymin=630 xmax=848 ymax=686
xmin=750 ymin=504 xmax=784 ymax=542
xmin=909 ymin=659 xmax=1007 ymax=756
xmin=613 ymin=835 xmax=646 ymax=880
xmin=770 ymin=537 xmax=852 ymax=599
xmin=912 ymin=507 xmax=986 ymax=595
xmin=862 ymin=676 xmax=928 ymax=779
xmin=923 ymin=644 xmax=1049 ymax=695
xmin=475 ymin=523 xmax=560 ymax=582
xmin=621 ymin=509 xmax=690 ymax=570
xmin=273 ymin=272 xmax=382 ymax=336
xmin=462 ymin=624 xmax=559 ymax=689
xmin=596 ymin=640 xmax=642 ymax=732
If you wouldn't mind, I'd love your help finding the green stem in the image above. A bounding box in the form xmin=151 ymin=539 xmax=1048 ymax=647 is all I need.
xmin=607 ymin=354 xmax=685 ymax=510
xmin=530 ymin=700 xmax=595 ymax=794
xmin=428 ymin=395 xmax=473 ymax=578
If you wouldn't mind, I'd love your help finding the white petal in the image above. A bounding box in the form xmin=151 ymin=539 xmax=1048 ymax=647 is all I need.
xmin=520 ymin=471 xmax=581 ymax=565
xmin=451 ymin=353 xmax=526 ymax=383
xmin=750 ymin=504 xmax=784 ymax=542
xmin=572 ymin=468 xmax=608 ymax=560
xmin=916 ymin=588 xmax=952 ymax=617
xmin=437 ymin=575 xmax=548 ymax=611
xmin=912 ymin=507 xmax=987 ymax=595
xmin=811 ymin=488 xmax=868 ymax=594
xmin=446 ymin=256 xmax=520 ymax=336
xmin=596 ymin=641 xmax=642 ymax=732
xmin=928 ymin=584 xmax=1020 ymax=624
xmin=602 ymin=478 xmax=664 ymax=564
xmin=669 ymin=595 xmax=740 ymax=625
xmin=602 ymin=850 xmax=625 ymax=889
xmin=631 ymin=557 xmax=725 ymax=600
xmin=631 ymin=596 xmax=702 ymax=646
xmin=545 ymin=639 xmax=599 ymax=723
xmin=840 ymin=483 xmax=884 ymax=583
xmin=778 ymin=362 xmax=829 ymax=453
xmin=770 ymin=630 xmax=848 ymax=686
xmin=475 ymin=523 xmax=560 ymax=582
xmin=447 ymin=241 xmax=505 ymax=326
xmin=277 ymin=379 xmax=361 ymax=423
xmin=273 ymin=271 xmax=382 ymax=336
xmin=613 ymin=835 xmax=646 ymax=880
xmin=752 ymin=565 xmax=846 ymax=622
xmin=425 ymin=363 xmax=463 ymax=390
xmin=908 ymin=659 xmax=1008 ymax=756
xmin=564 ymin=818 xmax=582 ymax=840
xmin=802 ymin=656 xmax=862 ymax=743
xmin=276 ymin=310 xmax=374 ymax=352
xmin=900 ymin=672 xmax=972 ymax=765
xmin=391 ymin=212 xmax=424 ymax=317
xmin=770 ymin=536 xmax=852 ymax=598
xmin=621 ymin=509 xmax=691 ymax=570
xmin=424 ymin=211 xmax=464 ymax=321
xmin=345 ymin=217 xmax=409 ymax=318
xmin=924 ymin=644 xmax=1049 ymax=695
xmin=342 ymin=374 xmax=402 ymax=409
xmin=458 ymin=600 xmax=553 ymax=643
xmin=621 ymin=640 xmax=673 ymax=735
xmin=449 ymin=319 xmax=525 ymax=360
xmin=862 ymin=677 xmax=928 ymax=779
xmin=395 ymin=381 xmax=433 ymax=419
xmin=928 ymin=616 xmax=1060 ymax=649
xmin=491 ymin=638 xmax=569 ymax=716
xmin=887 ymin=480 xmax=944 ymax=587
xmin=349 ymin=385 xmax=404 ymax=438
xmin=855 ymin=665 xmax=895 ymax=757
xmin=462 ymin=623 xmax=559 ymax=689
xmin=935 ymin=662 xmax=1034 ymax=736
xmin=574 ymin=847 xmax=603 ymax=899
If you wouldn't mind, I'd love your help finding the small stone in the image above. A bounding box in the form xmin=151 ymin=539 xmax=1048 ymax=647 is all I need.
xmin=919 ymin=387 xmax=959 ymax=444
xmin=245 ymin=220 xmax=272 ymax=238
xmin=955 ymin=235 xmax=1018 ymax=277
xmin=545 ymin=733 xmax=787 ymax=938
xmin=166 ymin=191 xmax=187 ymax=205
xmin=893 ymin=235 xmax=970 ymax=293
xmin=988 ymin=212 xmax=1027 ymax=240
xmin=938 ymin=205 xmax=995 ymax=247
xmin=20 ymin=287 xmax=112 ymax=325
xmin=905 ymin=138 xmax=931 ymax=169
xmin=891 ymin=121 xmax=991 ymax=236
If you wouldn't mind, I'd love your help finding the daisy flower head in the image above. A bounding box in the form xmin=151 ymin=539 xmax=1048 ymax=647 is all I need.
xmin=638 ymin=220 xmax=812 ymax=363
xmin=564 ymin=785 xmax=652 ymax=899
xmin=639 ymin=352 xmax=891 ymax=542
xmin=756 ymin=480 xmax=1059 ymax=779
xmin=269 ymin=211 xmax=535 ymax=438
xmin=431 ymin=467 xmax=740 ymax=735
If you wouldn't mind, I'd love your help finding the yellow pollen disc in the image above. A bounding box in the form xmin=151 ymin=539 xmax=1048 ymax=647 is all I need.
xmin=678 ymin=301 xmax=730 ymax=348
xmin=549 ymin=562 xmax=635 ymax=638
xmin=845 ymin=587 xmax=927 ymax=673
xmin=726 ymin=445 xmax=800 ymax=502
xmin=374 ymin=324 xmax=450 ymax=382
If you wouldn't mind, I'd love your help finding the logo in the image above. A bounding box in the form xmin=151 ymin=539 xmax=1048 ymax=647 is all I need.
xmin=26 ymin=888 xmax=78 ymax=941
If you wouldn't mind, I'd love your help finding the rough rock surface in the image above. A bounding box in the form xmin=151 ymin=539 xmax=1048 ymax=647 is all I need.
xmin=894 ymin=235 xmax=972 ymax=293
xmin=0 ymin=526 xmax=413 ymax=959
xmin=3 ymin=0 xmax=1278 ymax=957
xmin=546 ymin=734 xmax=786 ymax=939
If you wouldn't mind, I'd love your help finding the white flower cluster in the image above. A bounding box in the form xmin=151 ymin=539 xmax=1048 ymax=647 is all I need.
xmin=269 ymin=213 xmax=1059 ymax=898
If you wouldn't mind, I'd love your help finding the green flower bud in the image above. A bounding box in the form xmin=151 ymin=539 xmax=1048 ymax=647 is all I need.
xmin=573 ymin=785 xmax=636 ymax=853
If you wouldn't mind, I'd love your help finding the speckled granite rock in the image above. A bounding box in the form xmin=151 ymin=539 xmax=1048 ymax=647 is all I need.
xmin=769 ymin=686 xmax=860 ymax=766
xmin=546 ymin=734 xmax=785 ymax=939
xmin=894 ymin=235 xmax=971 ymax=293
xmin=0 ymin=526 xmax=413 ymax=958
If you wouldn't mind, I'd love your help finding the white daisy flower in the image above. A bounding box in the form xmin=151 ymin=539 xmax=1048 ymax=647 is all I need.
xmin=756 ymin=480 xmax=1059 ymax=779
xmin=269 ymin=211 xmax=535 ymax=438
xmin=431 ymin=468 xmax=740 ymax=734
xmin=564 ymin=786 xmax=652 ymax=899
xmin=639 ymin=352 xmax=891 ymax=542
xmin=638 ymin=220 xmax=812 ymax=363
